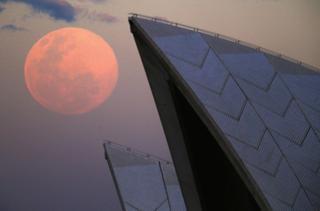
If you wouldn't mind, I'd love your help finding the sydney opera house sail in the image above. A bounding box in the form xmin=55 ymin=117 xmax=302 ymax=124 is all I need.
xmin=129 ymin=14 xmax=320 ymax=210
xmin=103 ymin=141 xmax=186 ymax=211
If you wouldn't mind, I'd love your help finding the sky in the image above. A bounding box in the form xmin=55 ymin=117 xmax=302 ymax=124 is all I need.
xmin=0 ymin=0 xmax=319 ymax=210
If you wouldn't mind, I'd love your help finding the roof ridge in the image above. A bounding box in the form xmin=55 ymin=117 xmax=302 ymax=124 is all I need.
xmin=129 ymin=13 xmax=320 ymax=73
xmin=103 ymin=140 xmax=172 ymax=165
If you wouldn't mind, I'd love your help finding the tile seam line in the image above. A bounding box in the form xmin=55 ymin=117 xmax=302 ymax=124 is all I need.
xmin=275 ymin=70 xmax=318 ymax=145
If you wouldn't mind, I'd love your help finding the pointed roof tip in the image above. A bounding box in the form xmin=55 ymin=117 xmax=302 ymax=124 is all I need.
xmin=129 ymin=13 xmax=319 ymax=72
xmin=102 ymin=139 xmax=172 ymax=164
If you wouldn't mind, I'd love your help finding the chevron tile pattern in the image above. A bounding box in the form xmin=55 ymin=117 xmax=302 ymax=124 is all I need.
xmin=167 ymin=51 xmax=228 ymax=94
xmin=227 ymin=132 xmax=282 ymax=175
xmin=265 ymin=189 xmax=314 ymax=210
xmin=220 ymin=53 xmax=276 ymax=90
xmin=247 ymin=159 xmax=301 ymax=205
xmin=298 ymin=101 xmax=320 ymax=136
xmin=134 ymin=17 xmax=320 ymax=210
xmin=253 ymin=100 xmax=310 ymax=145
xmin=235 ymin=75 xmax=292 ymax=115
xmin=190 ymin=77 xmax=247 ymax=120
xmin=208 ymin=102 xmax=266 ymax=148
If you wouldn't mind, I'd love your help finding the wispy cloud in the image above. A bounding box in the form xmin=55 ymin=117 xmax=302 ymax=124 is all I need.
xmin=76 ymin=8 xmax=118 ymax=23
xmin=0 ymin=0 xmax=117 ymax=23
xmin=0 ymin=24 xmax=27 ymax=31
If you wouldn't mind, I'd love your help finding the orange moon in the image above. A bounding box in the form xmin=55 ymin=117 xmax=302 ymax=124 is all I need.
xmin=24 ymin=27 xmax=118 ymax=115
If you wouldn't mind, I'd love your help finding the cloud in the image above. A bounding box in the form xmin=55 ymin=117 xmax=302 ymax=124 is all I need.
xmin=76 ymin=8 xmax=118 ymax=23
xmin=0 ymin=24 xmax=27 ymax=31
xmin=0 ymin=0 xmax=117 ymax=23
xmin=0 ymin=5 xmax=4 ymax=12
xmin=0 ymin=0 xmax=76 ymax=22
xmin=27 ymin=0 xmax=76 ymax=21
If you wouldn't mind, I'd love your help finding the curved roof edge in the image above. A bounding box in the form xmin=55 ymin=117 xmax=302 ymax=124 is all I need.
xmin=103 ymin=140 xmax=172 ymax=165
xmin=129 ymin=12 xmax=319 ymax=73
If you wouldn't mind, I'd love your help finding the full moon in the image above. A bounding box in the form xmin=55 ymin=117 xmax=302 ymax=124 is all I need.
xmin=24 ymin=27 xmax=118 ymax=115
